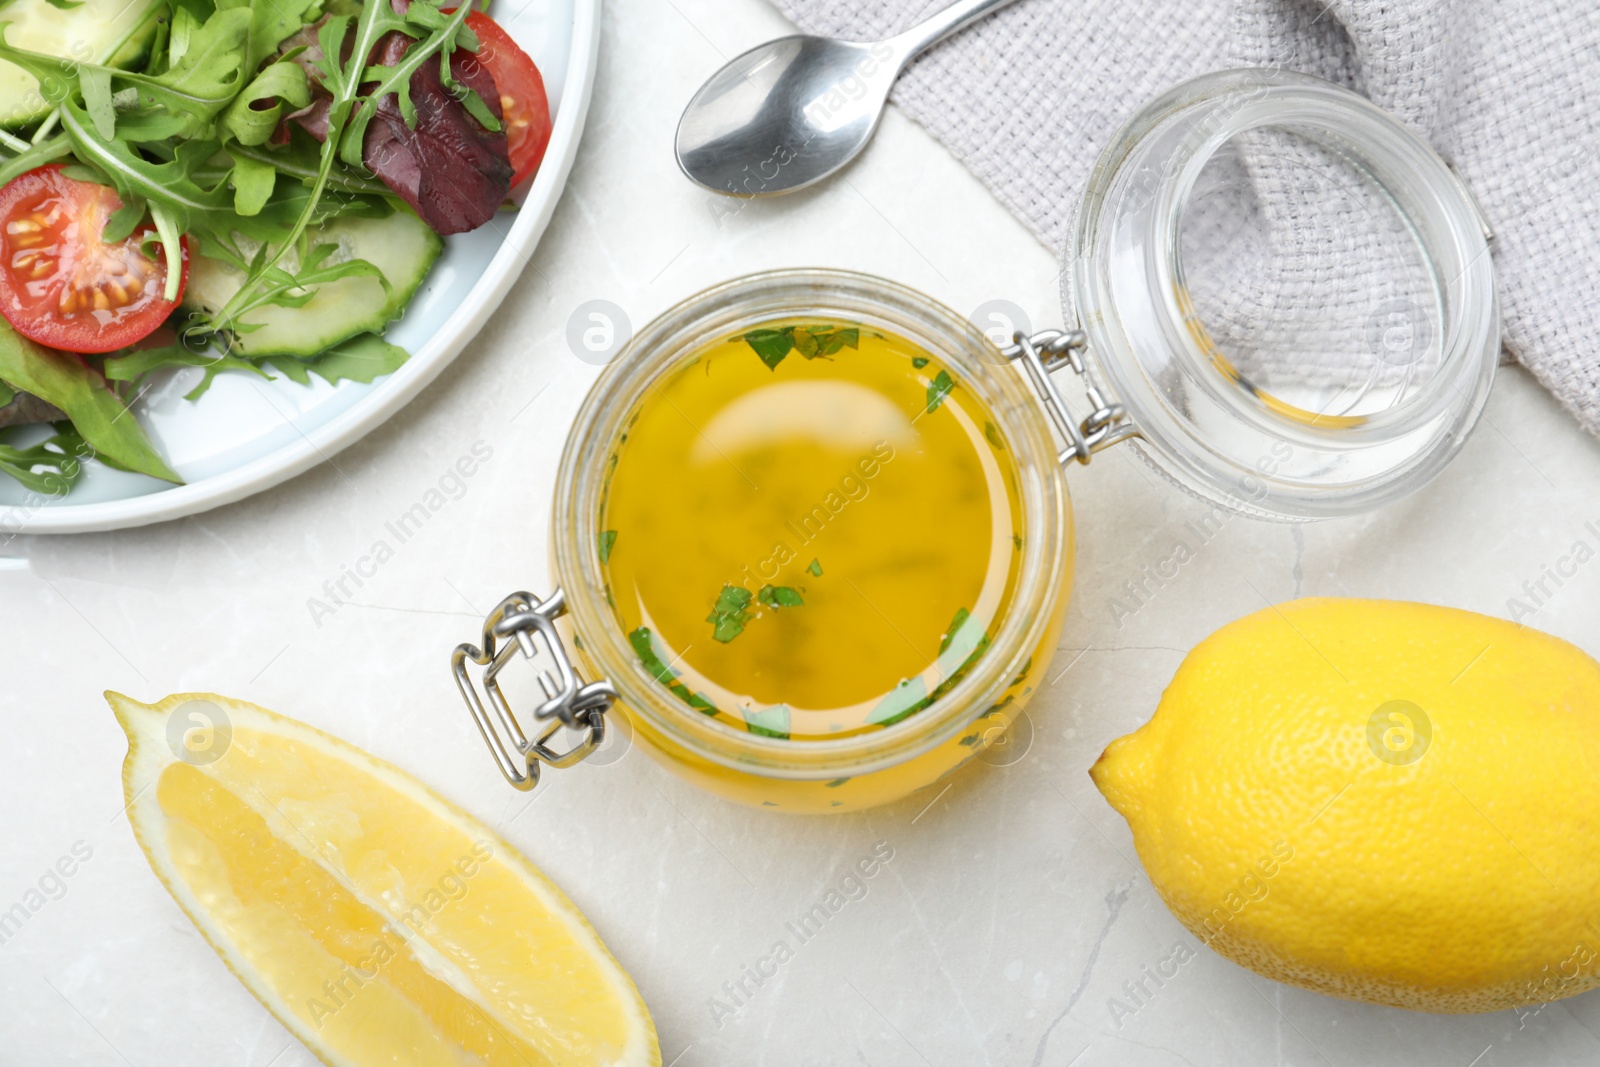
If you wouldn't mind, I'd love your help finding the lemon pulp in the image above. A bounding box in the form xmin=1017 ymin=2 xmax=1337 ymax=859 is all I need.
xmin=111 ymin=691 xmax=659 ymax=1066
xmin=597 ymin=320 xmax=1024 ymax=740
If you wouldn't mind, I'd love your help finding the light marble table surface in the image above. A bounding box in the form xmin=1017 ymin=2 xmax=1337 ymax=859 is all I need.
xmin=5 ymin=1 xmax=1600 ymax=1064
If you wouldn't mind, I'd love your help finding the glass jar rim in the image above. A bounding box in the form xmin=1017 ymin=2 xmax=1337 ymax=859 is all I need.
xmin=550 ymin=269 xmax=1072 ymax=780
xmin=1066 ymin=68 xmax=1500 ymax=520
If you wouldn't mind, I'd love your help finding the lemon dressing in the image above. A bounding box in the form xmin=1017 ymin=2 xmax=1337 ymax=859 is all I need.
xmin=597 ymin=320 xmax=1025 ymax=742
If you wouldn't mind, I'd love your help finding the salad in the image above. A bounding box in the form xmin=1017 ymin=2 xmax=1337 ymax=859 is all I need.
xmin=0 ymin=0 xmax=551 ymax=495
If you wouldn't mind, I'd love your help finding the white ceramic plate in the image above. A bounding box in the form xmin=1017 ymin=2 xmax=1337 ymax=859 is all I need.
xmin=0 ymin=0 xmax=601 ymax=534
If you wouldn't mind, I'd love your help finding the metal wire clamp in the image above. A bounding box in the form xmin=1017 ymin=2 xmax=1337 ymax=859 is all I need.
xmin=451 ymin=588 xmax=617 ymax=791
xmin=998 ymin=329 xmax=1139 ymax=465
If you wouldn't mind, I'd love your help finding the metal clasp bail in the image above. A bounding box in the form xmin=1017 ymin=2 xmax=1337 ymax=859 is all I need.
xmin=998 ymin=328 xmax=1139 ymax=465
xmin=451 ymin=588 xmax=617 ymax=791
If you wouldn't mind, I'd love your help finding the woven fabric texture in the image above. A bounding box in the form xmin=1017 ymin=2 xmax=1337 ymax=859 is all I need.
xmin=769 ymin=0 xmax=1600 ymax=436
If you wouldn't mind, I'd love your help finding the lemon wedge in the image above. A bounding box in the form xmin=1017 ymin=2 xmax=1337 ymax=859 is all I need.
xmin=108 ymin=691 xmax=659 ymax=1066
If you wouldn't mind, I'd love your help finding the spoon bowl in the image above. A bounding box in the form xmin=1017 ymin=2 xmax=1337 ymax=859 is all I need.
xmin=675 ymin=0 xmax=1019 ymax=197
xmin=675 ymin=36 xmax=897 ymax=197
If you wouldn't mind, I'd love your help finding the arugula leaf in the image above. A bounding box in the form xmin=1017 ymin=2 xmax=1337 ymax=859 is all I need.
xmin=102 ymin=196 xmax=149 ymax=243
xmin=221 ymin=251 xmax=388 ymax=326
xmin=0 ymin=322 xmax=179 ymax=483
xmin=0 ymin=380 xmax=13 ymax=407
xmin=0 ymin=133 xmax=71 ymax=187
xmin=335 ymin=2 xmax=477 ymax=169
xmin=221 ymin=60 xmax=311 ymax=147
xmin=79 ymin=64 xmax=115 ymax=139
xmin=706 ymin=583 xmax=754 ymax=643
xmin=807 ymin=558 xmax=822 ymax=576
xmin=597 ymin=529 xmax=617 ymax=564
xmin=102 ymin=344 xmax=272 ymax=401
xmin=268 ymin=333 xmax=408 ymax=387
xmin=0 ymin=11 xmax=254 ymax=143
xmin=216 ymin=0 xmax=322 ymax=74
xmin=925 ymin=369 xmax=955 ymax=413
xmin=227 ymin=136 xmax=393 ymax=198
xmin=0 ymin=423 xmax=88 ymax=495
xmin=230 ymin=153 xmax=276 ymax=216
xmin=145 ymin=7 xmax=255 ymax=132
xmin=758 ymin=584 xmax=803 ymax=609
xmin=53 ymin=107 xmax=234 ymax=263
xmin=744 ymin=705 xmax=790 ymax=740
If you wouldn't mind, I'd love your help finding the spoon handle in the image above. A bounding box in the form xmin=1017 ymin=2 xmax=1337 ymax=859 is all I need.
xmin=885 ymin=0 xmax=1022 ymax=67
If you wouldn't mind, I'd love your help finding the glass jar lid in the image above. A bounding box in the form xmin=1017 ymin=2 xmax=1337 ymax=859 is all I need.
xmin=1068 ymin=69 xmax=1499 ymax=520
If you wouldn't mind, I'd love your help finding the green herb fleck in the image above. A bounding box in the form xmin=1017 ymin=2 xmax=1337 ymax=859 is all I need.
xmin=758 ymin=584 xmax=804 ymax=609
xmin=981 ymin=695 xmax=1015 ymax=720
xmin=629 ymin=627 xmax=678 ymax=683
xmin=985 ymin=420 xmax=1006 ymax=450
xmin=1012 ymin=533 xmax=1023 ymax=551
xmin=867 ymin=677 xmax=930 ymax=727
xmin=742 ymin=324 xmax=859 ymax=370
xmin=818 ymin=326 xmax=858 ymax=355
xmin=672 ymin=685 xmax=718 ymax=715
xmin=744 ymin=328 xmax=793 ymax=370
xmin=630 ymin=627 xmax=717 ymax=714
xmin=911 ymin=355 xmax=930 ymax=369
xmin=707 ymin=584 xmax=755 ymax=642
xmin=597 ymin=529 xmax=618 ymax=564
xmin=791 ymin=327 xmax=820 ymax=360
xmin=825 ymin=777 xmax=851 ymax=788
xmin=939 ymin=607 xmax=971 ymax=655
xmin=807 ymin=558 xmax=823 ymax=577
xmin=744 ymin=704 xmax=791 ymax=739
xmin=925 ymin=369 xmax=955 ymax=413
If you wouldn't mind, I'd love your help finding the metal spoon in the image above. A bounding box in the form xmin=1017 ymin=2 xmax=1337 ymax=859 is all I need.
xmin=675 ymin=0 xmax=1020 ymax=197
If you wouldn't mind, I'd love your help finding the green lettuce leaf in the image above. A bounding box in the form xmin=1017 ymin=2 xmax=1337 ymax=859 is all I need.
xmin=0 ymin=323 xmax=180 ymax=483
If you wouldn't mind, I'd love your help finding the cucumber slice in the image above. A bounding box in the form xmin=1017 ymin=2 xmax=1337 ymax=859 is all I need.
xmin=0 ymin=0 xmax=165 ymax=130
xmin=184 ymin=209 xmax=444 ymax=358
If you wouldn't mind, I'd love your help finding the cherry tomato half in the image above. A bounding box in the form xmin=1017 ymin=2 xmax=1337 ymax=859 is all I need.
xmin=0 ymin=164 xmax=188 ymax=355
xmin=457 ymin=10 xmax=553 ymax=188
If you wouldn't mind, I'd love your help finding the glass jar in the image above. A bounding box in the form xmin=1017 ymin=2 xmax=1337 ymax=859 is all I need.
xmin=450 ymin=69 xmax=1499 ymax=812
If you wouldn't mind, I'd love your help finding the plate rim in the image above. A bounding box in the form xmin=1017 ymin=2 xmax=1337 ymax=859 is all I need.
xmin=3 ymin=0 xmax=603 ymax=536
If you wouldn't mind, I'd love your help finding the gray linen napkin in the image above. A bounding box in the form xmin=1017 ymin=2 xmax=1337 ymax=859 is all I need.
xmin=769 ymin=0 xmax=1600 ymax=437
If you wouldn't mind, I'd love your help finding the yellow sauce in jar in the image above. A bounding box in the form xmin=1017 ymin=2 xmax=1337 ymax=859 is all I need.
xmin=596 ymin=319 xmax=1026 ymax=743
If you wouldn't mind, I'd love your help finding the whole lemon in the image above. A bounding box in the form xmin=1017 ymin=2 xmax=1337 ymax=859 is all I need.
xmin=1091 ymin=598 xmax=1600 ymax=1013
